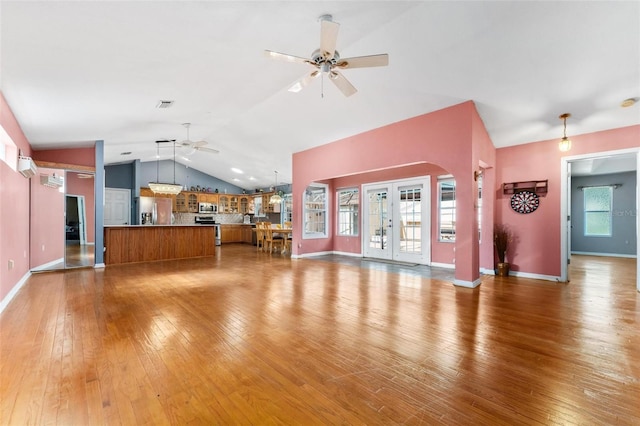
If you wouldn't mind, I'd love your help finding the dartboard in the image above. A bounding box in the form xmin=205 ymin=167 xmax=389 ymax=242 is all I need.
xmin=510 ymin=191 xmax=539 ymax=214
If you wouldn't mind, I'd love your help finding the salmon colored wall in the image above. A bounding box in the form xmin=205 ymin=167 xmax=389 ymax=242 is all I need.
xmin=66 ymin=172 xmax=96 ymax=242
xmin=29 ymin=167 xmax=65 ymax=267
xmin=293 ymin=101 xmax=495 ymax=285
xmin=496 ymin=125 xmax=639 ymax=277
xmin=34 ymin=147 xmax=96 ymax=167
xmin=0 ymin=92 xmax=33 ymax=303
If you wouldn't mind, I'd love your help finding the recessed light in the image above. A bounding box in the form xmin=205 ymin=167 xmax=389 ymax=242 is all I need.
xmin=231 ymin=168 xmax=244 ymax=174
xmin=249 ymin=176 xmax=256 ymax=181
xmin=233 ymin=178 xmax=240 ymax=182
xmin=120 ymin=151 xmax=132 ymax=155
xmin=621 ymin=97 xmax=638 ymax=108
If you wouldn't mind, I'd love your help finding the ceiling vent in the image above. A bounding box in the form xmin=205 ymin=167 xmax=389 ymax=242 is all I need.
xmin=40 ymin=173 xmax=64 ymax=188
xmin=156 ymin=100 xmax=174 ymax=109
xmin=18 ymin=155 xmax=37 ymax=178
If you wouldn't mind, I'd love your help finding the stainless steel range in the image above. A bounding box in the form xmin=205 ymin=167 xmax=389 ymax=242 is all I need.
xmin=194 ymin=216 xmax=221 ymax=246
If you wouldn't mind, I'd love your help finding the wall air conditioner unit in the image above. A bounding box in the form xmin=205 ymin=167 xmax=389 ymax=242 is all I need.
xmin=40 ymin=173 xmax=64 ymax=188
xmin=18 ymin=155 xmax=38 ymax=178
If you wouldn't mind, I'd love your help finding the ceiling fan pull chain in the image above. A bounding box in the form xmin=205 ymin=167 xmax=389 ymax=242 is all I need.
xmin=321 ymin=72 xmax=324 ymax=98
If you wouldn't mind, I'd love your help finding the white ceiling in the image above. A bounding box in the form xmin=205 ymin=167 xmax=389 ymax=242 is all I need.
xmin=2 ymin=1 xmax=638 ymax=189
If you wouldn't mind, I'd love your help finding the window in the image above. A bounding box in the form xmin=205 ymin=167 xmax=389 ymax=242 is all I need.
xmin=438 ymin=178 xmax=456 ymax=241
xmin=304 ymin=183 xmax=328 ymax=238
xmin=584 ymin=186 xmax=612 ymax=236
xmin=337 ymin=188 xmax=359 ymax=236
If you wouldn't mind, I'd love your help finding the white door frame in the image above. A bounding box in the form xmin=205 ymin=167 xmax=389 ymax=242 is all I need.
xmin=560 ymin=148 xmax=639 ymax=291
xmin=362 ymin=176 xmax=431 ymax=264
xmin=362 ymin=183 xmax=392 ymax=260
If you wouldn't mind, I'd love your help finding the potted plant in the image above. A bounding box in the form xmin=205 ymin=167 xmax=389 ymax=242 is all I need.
xmin=494 ymin=223 xmax=513 ymax=277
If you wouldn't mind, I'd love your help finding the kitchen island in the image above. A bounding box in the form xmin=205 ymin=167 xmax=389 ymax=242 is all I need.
xmin=104 ymin=225 xmax=217 ymax=265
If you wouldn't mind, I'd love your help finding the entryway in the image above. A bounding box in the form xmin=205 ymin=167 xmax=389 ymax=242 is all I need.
xmin=362 ymin=177 xmax=431 ymax=265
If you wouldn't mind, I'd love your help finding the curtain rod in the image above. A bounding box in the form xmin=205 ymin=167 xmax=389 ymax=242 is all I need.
xmin=578 ymin=183 xmax=622 ymax=190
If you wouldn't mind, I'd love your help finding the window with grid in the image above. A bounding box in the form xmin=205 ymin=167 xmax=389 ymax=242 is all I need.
xmin=304 ymin=184 xmax=328 ymax=238
xmin=584 ymin=186 xmax=612 ymax=237
xmin=438 ymin=178 xmax=456 ymax=241
xmin=337 ymin=188 xmax=359 ymax=236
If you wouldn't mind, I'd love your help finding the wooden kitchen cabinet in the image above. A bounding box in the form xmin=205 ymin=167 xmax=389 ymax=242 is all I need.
xmin=175 ymin=193 xmax=187 ymax=212
xmin=187 ymin=193 xmax=198 ymax=212
xmin=220 ymin=224 xmax=243 ymax=243
xmin=218 ymin=195 xmax=229 ymax=213
xmin=239 ymin=196 xmax=250 ymax=214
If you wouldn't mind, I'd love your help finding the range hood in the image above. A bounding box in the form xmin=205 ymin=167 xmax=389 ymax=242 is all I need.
xmin=40 ymin=173 xmax=64 ymax=188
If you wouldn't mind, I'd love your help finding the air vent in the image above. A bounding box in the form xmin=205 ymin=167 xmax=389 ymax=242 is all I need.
xmin=40 ymin=173 xmax=64 ymax=188
xmin=18 ymin=155 xmax=37 ymax=178
xmin=156 ymin=100 xmax=174 ymax=109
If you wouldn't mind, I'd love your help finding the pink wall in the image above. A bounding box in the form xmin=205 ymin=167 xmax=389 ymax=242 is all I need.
xmin=293 ymin=101 xmax=496 ymax=284
xmin=0 ymin=92 xmax=33 ymax=302
xmin=29 ymin=167 xmax=65 ymax=267
xmin=496 ymin=125 xmax=639 ymax=277
xmin=34 ymin=147 xmax=95 ymax=167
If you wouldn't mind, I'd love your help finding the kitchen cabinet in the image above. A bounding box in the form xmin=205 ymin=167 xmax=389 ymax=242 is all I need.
xmin=262 ymin=193 xmax=281 ymax=213
xmin=199 ymin=193 xmax=219 ymax=205
xmin=175 ymin=193 xmax=187 ymax=212
xmin=220 ymin=224 xmax=254 ymax=244
xmin=187 ymin=193 xmax=198 ymax=212
xmin=218 ymin=195 xmax=229 ymax=213
xmin=239 ymin=196 xmax=250 ymax=214
xmin=230 ymin=196 xmax=239 ymax=213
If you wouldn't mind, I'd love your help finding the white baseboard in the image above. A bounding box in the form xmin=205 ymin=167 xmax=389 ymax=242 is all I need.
xmin=331 ymin=251 xmax=362 ymax=258
xmin=480 ymin=267 xmax=495 ymax=275
xmin=454 ymin=277 xmax=482 ymax=288
xmin=509 ymin=270 xmax=563 ymax=282
xmin=94 ymin=263 xmax=106 ymax=269
xmin=431 ymin=262 xmax=455 ymax=269
xmin=571 ymin=251 xmax=636 ymax=259
xmin=0 ymin=271 xmax=31 ymax=314
xmin=30 ymin=257 xmax=64 ymax=271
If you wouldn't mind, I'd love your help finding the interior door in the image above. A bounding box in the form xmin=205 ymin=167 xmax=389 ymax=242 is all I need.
xmin=566 ymin=161 xmax=572 ymax=282
xmin=363 ymin=186 xmax=392 ymax=260
xmin=105 ymin=188 xmax=131 ymax=225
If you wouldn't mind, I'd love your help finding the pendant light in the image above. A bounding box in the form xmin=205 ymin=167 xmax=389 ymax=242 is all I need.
xmin=558 ymin=113 xmax=572 ymax=152
xmin=149 ymin=140 xmax=183 ymax=195
xmin=269 ymin=170 xmax=283 ymax=204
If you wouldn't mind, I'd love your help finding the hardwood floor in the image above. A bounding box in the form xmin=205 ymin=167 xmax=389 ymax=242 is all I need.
xmin=1 ymin=247 xmax=638 ymax=424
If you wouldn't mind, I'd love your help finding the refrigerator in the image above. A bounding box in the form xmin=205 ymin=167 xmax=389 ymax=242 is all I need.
xmin=140 ymin=197 xmax=173 ymax=225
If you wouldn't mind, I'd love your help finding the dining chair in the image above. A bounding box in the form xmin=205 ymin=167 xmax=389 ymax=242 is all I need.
xmin=255 ymin=222 xmax=266 ymax=252
xmin=263 ymin=223 xmax=284 ymax=253
xmin=283 ymin=221 xmax=292 ymax=253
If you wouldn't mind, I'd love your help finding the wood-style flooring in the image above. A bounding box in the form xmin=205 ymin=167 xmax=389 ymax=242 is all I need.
xmin=1 ymin=246 xmax=638 ymax=424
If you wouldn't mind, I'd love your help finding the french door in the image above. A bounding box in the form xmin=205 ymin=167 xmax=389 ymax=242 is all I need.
xmin=362 ymin=177 xmax=430 ymax=264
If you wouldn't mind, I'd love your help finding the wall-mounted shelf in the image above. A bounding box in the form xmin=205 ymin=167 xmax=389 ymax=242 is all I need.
xmin=503 ymin=180 xmax=548 ymax=195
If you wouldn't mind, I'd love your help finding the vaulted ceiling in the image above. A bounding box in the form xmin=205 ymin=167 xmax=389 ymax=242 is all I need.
xmin=2 ymin=1 xmax=638 ymax=189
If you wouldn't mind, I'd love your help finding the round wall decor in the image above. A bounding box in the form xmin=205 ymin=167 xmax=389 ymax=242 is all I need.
xmin=510 ymin=190 xmax=539 ymax=214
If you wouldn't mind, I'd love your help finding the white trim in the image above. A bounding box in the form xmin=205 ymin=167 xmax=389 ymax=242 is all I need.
xmin=292 ymin=250 xmax=335 ymax=259
xmin=94 ymin=263 xmax=106 ymax=268
xmin=31 ymin=257 xmax=64 ymax=271
xmin=431 ymin=262 xmax=455 ymax=269
xmin=480 ymin=267 xmax=495 ymax=275
xmin=331 ymin=251 xmax=362 ymax=258
xmin=510 ymin=270 xmax=562 ymax=282
xmin=0 ymin=271 xmax=30 ymax=314
xmin=571 ymin=251 xmax=636 ymax=258
xmin=454 ymin=278 xmax=482 ymax=288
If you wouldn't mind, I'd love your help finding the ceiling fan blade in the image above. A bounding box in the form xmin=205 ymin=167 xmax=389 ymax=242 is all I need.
xmin=264 ymin=50 xmax=310 ymax=64
xmin=336 ymin=54 xmax=389 ymax=69
xmin=320 ymin=19 xmax=339 ymax=59
xmin=329 ymin=71 xmax=357 ymax=97
xmin=288 ymin=71 xmax=320 ymax=93
xmin=195 ymin=146 xmax=219 ymax=154
xmin=192 ymin=140 xmax=208 ymax=148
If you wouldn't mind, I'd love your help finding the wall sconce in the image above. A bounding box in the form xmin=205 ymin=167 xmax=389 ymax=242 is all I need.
xmin=558 ymin=113 xmax=572 ymax=152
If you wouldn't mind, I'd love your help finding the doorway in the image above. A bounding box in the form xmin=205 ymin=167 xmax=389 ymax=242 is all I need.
xmin=561 ymin=149 xmax=639 ymax=291
xmin=362 ymin=177 xmax=431 ymax=264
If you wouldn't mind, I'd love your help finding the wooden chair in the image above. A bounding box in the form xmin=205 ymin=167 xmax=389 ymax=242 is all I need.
xmin=255 ymin=222 xmax=266 ymax=252
xmin=263 ymin=223 xmax=284 ymax=254
xmin=283 ymin=222 xmax=292 ymax=253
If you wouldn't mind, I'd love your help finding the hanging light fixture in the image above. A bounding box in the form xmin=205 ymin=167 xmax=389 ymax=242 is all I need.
xmin=269 ymin=170 xmax=283 ymax=204
xmin=558 ymin=113 xmax=572 ymax=152
xmin=149 ymin=140 xmax=183 ymax=195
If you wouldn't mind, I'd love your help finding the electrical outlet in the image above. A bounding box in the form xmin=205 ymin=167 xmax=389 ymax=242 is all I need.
xmin=8 ymin=260 xmax=14 ymax=270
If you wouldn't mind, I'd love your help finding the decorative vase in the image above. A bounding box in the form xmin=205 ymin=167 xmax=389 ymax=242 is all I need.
xmin=497 ymin=262 xmax=510 ymax=277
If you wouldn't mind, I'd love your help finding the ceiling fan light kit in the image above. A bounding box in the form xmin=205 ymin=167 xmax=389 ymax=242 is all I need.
xmin=265 ymin=14 xmax=389 ymax=97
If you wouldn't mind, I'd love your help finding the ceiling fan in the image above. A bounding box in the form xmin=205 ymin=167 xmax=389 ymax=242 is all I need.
xmin=265 ymin=14 xmax=389 ymax=97
xmin=176 ymin=123 xmax=219 ymax=155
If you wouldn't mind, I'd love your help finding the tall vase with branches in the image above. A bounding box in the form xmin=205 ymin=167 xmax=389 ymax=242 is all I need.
xmin=494 ymin=223 xmax=513 ymax=277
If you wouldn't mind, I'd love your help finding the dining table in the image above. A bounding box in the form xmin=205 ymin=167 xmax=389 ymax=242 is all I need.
xmin=254 ymin=225 xmax=293 ymax=254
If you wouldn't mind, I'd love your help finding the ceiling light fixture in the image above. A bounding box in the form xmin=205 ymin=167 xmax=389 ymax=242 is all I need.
xmin=269 ymin=171 xmax=283 ymax=204
xmin=149 ymin=140 xmax=183 ymax=195
xmin=621 ymin=97 xmax=638 ymax=108
xmin=558 ymin=113 xmax=572 ymax=152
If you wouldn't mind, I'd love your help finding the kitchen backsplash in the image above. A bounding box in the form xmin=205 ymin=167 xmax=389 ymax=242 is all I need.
xmin=174 ymin=213 xmax=244 ymax=224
